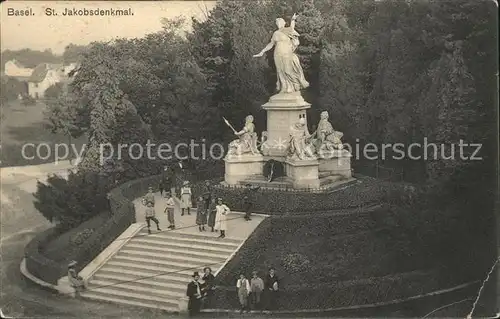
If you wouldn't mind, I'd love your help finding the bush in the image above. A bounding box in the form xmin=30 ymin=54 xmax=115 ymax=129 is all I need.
xmin=33 ymin=171 xmax=113 ymax=230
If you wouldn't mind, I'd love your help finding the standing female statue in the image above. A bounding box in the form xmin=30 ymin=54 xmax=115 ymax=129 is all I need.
xmin=253 ymin=13 xmax=309 ymax=94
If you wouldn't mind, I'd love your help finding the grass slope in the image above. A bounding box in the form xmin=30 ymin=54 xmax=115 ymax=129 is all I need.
xmin=213 ymin=210 xmax=440 ymax=310
xmin=1 ymin=100 xmax=87 ymax=167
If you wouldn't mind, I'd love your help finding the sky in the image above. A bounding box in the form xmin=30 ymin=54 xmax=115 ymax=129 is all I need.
xmin=1 ymin=1 xmax=216 ymax=54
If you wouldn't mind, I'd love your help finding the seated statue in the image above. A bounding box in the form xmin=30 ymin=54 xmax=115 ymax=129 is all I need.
xmin=311 ymin=111 xmax=344 ymax=156
xmin=228 ymin=115 xmax=260 ymax=156
xmin=288 ymin=117 xmax=316 ymax=160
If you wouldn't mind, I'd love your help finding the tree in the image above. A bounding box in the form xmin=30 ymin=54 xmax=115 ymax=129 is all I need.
xmin=44 ymin=82 xmax=64 ymax=100
xmin=62 ymin=44 xmax=87 ymax=64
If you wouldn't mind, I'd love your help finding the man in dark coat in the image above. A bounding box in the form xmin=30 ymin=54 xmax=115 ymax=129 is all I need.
xmin=186 ymin=272 xmax=203 ymax=316
xmin=242 ymin=183 xmax=260 ymax=221
xmin=264 ymin=267 xmax=280 ymax=310
xmin=159 ymin=166 xmax=174 ymax=197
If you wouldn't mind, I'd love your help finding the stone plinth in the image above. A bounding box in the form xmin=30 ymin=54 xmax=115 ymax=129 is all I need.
xmin=262 ymin=92 xmax=311 ymax=158
xmin=224 ymin=154 xmax=265 ymax=185
xmin=318 ymin=149 xmax=352 ymax=178
xmin=285 ymin=157 xmax=320 ymax=189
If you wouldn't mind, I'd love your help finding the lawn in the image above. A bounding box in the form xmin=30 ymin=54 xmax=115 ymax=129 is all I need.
xmin=212 ymin=210 xmax=443 ymax=310
xmin=0 ymin=99 xmax=87 ymax=167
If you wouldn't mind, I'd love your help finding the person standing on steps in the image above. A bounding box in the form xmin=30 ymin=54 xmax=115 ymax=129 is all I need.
xmin=164 ymin=192 xmax=176 ymax=229
xmin=242 ymin=183 xmax=260 ymax=221
xmin=180 ymin=181 xmax=192 ymax=216
xmin=145 ymin=202 xmax=161 ymax=234
xmin=196 ymin=196 xmax=207 ymax=231
xmin=215 ymin=198 xmax=230 ymax=238
xmin=186 ymin=272 xmax=203 ymax=316
xmin=264 ymin=267 xmax=280 ymax=310
xmin=207 ymin=198 xmax=217 ymax=232
xmin=237 ymin=273 xmax=251 ymax=313
xmin=201 ymin=267 xmax=215 ymax=308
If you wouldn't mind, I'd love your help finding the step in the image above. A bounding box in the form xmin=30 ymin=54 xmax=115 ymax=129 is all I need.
xmin=137 ymin=232 xmax=241 ymax=249
xmin=124 ymin=243 xmax=232 ymax=260
xmin=89 ymin=279 xmax=184 ymax=299
xmin=131 ymin=237 xmax=235 ymax=254
xmin=136 ymin=229 xmax=242 ymax=245
xmin=81 ymin=292 xmax=177 ymax=312
xmin=106 ymin=260 xmax=223 ymax=276
xmin=117 ymin=248 xmax=226 ymax=265
xmin=81 ymin=287 xmax=178 ymax=310
xmin=91 ymin=273 xmax=187 ymax=293
xmin=111 ymin=254 xmax=214 ymax=271
xmin=95 ymin=267 xmax=195 ymax=285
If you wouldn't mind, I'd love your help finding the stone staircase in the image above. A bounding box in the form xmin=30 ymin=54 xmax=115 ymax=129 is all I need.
xmin=80 ymin=228 xmax=242 ymax=312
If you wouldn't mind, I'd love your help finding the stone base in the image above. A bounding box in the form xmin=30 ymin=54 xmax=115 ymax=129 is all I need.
xmin=318 ymin=150 xmax=352 ymax=178
xmin=285 ymin=157 xmax=320 ymax=189
xmin=224 ymin=154 xmax=265 ymax=185
xmin=262 ymin=92 xmax=311 ymax=159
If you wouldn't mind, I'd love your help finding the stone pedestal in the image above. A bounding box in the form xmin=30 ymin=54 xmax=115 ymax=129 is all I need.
xmin=285 ymin=157 xmax=320 ymax=189
xmin=262 ymin=92 xmax=311 ymax=159
xmin=318 ymin=149 xmax=352 ymax=178
xmin=224 ymin=154 xmax=265 ymax=185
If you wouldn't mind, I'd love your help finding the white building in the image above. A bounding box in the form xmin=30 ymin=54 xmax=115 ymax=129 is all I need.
xmin=27 ymin=64 xmax=62 ymax=99
xmin=4 ymin=59 xmax=33 ymax=80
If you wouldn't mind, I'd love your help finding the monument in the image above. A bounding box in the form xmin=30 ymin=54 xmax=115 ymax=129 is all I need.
xmin=223 ymin=13 xmax=353 ymax=189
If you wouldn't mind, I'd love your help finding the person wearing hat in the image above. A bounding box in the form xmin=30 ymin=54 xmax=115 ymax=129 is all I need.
xmin=186 ymin=271 xmax=203 ymax=316
xmin=67 ymin=261 xmax=85 ymax=295
xmin=180 ymin=180 xmax=192 ymax=216
xmin=250 ymin=271 xmax=265 ymax=311
xmin=215 ymin=198 xmax=230 ymax=238
xmin=196 ymin=196 xmax=207 ymax=231
xmin=145 ymin=201 xmax=161 ymax=234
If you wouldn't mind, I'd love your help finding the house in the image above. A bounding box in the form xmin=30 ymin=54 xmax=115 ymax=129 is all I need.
xmin=27 ymin=62 xmax=80 ymax=99
xmin=4 ymin=59 xmax=33 ymax=81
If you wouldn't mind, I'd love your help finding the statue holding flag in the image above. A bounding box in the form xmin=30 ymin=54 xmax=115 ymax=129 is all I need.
xmin=224 ymin=115 xmax=260 ymax=156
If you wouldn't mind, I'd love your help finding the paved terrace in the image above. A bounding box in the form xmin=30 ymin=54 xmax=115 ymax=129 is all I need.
xmin=133 ymin=192 xmax=266 ymax=240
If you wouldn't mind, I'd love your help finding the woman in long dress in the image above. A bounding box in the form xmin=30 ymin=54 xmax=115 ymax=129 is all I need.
xmin=253 ymin=13 xmax=309 ymax=94
xmin=207 ymin=199 xmax=217 ymax=232
xmin=180 ymin=181 xmax=192 ymax=215
xmin=196 ymin=196 xmax=207 ymax=231
xmin=214 ymin=198 xmax=230 ymax=238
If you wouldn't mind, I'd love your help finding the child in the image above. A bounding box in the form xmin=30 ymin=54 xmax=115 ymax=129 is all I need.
xmin=145 ymin=202 xmax=161 ymax=234
xmin=196 ymin=196 xmax=207 ymax=232
xmin=236 ymin=273 xmax=251 ymax=313
xmin=164 ymin=193 xmax=176 ymax=229
xmin=180 ymin=181 xmax=192 ymax=215
xmin=250 ymin=271 xmax=265 ymax=311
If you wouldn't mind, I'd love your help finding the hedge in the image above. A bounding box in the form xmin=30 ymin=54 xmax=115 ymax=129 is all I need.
xmin=211 ymin=175 xmax=408 ymax=214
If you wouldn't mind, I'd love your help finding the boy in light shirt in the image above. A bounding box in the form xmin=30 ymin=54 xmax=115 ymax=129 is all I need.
xmin=164 ymin=193 xmax=176 ymax=229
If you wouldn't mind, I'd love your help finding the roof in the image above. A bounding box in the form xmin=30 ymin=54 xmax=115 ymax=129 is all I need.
xmin=28 ymin=63 xmax=49 ymax=83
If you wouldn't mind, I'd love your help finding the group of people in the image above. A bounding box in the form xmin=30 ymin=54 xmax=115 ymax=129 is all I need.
xmin=187 ymin=267 xmax=280 ymax=316
xmin=142 ymin=162 xmax=262 ymax=237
